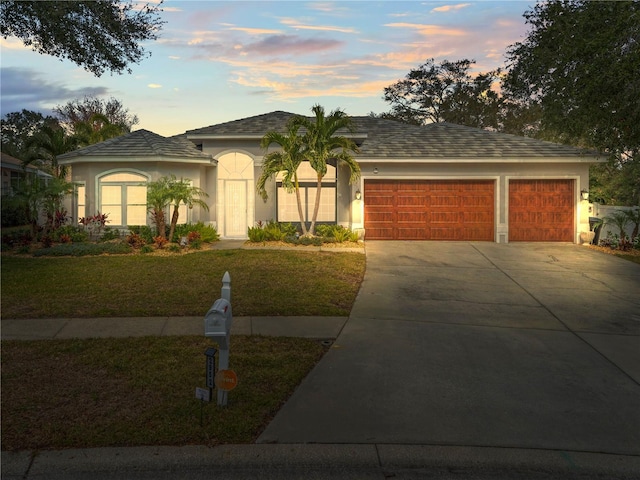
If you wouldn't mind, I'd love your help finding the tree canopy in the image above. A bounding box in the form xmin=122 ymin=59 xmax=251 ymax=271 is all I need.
xmin=503 ymin=0 xmax=640 ymax=205
xmin=382 ymin=58 xmax=503 ymax=129
xmin=0 ymin=0 xmax=164 ymax=76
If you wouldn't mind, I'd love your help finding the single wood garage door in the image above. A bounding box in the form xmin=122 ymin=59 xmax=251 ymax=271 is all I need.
xmin=364 ymin=180 xmax=494 ymax=240
xmin=509 ymin=179 xmax=574 ymax=242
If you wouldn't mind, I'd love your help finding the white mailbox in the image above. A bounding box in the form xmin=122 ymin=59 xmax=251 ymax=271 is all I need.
xmin=204 ymin=298 xmax=232 ymax=349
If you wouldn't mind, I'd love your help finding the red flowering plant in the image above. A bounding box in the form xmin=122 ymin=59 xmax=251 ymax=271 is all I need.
xmin=79 ymin=212 xmax=110 ymax=240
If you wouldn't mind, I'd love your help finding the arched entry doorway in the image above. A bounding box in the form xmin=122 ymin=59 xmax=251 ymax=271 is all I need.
xmin=217 ymin=152 xmax=254 ymax=238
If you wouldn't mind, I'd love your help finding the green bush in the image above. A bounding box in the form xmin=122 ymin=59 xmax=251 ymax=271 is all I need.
xmin=51 ymin=225 xmax=89 ymax=243
xmin=140 ymin=244 xmax=154 ymax=254
xmin=248 ymin=225 xmax=267 ymax=242
xmin=128 ymin=225 xmax=154 ymax=244
xmin=315 ymin=224 xmax=358 ymax=243
xmin=99 ymin=227 xmax=121 ymax=242
xmin=32 ymin=243 xmax=132 ymax=257
xmin=167 ymin=244 xmax=181 ymax=253
xmin=248 ymin=221 xmax=299 ymax=243
xmin=173 ymin=222 xmax=220 ymax=243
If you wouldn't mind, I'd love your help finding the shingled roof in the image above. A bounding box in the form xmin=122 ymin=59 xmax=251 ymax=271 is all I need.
xmin=58 ymin=129 xmax=213 ymax=163
xmin=187 ymin=111 xmax=599 ymax=161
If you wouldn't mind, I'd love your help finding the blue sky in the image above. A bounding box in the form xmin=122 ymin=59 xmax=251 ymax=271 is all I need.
xmin=0 ymin=1 xmax=533 ymax=136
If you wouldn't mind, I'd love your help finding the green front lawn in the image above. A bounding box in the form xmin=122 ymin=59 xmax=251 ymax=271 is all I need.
xmin=1 ymin=335 xmax=326 ymax=450
xmin=1 ymin=249 xmax=364 ymax=451
xmin=1 ymin=249 xmax=366 ymax=318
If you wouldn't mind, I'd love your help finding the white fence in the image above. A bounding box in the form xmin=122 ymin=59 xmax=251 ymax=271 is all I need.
xmin=591 ymin=203 xmax=639 ymax=240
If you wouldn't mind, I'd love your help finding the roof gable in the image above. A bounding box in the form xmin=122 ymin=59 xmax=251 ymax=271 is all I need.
xmin=58 ymin=129 xmax=213 ymax=163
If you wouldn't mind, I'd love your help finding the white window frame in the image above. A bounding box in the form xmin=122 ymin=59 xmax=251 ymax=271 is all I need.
xmin=97 ymin=170 xmax=149 ymax=227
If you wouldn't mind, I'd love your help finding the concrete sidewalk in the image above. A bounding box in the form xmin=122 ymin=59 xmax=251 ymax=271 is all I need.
xmin=0 ymin=316 xmax=347 ymax=340
xmin=4 ymin=443 xmax=640 ymax=479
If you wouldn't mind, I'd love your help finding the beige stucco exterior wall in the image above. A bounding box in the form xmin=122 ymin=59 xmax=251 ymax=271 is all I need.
xmin=68 ymin=160 xmax=214 ymax=228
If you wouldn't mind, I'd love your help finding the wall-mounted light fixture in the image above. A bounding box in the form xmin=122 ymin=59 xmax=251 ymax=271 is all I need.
xmin=580 ymin=189 xmax=589 ymax=201
xmin=373 ymin=167 xmax=379 ymax=174
xmin=355 ymin=190 xmax=361 ymax=200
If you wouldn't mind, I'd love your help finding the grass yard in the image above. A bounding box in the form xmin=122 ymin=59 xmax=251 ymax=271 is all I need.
xmin=1 ymin=335 xmax=327 ymax=451
xmin=1 ymin=249 xmax=361 ymax=451
xmin=0 ymin=249 xmax=366 ymax=318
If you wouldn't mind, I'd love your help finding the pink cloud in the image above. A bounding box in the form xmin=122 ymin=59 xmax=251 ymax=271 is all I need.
xmin=241 ymin=35 xmax=343 ymax=56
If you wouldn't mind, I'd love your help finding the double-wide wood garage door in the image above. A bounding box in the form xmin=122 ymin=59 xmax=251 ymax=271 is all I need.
xmin=364 ymin=180 xmax=495 ymax=240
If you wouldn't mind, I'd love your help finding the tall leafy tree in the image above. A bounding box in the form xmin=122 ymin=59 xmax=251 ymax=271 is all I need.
xmin=1 ymin=110 xmax=60 ymax=158
xmin=55 ymin=96 xmax=138 ymax=134
xmin=72 ymin=113 xmax=128 ymax=147
xmin=503 ymin=0 xmax=640 ymax=205
xmin=382 ymin=58 xmax=503 ymax=129
xmin=295 ymin=105 xmax=361 ymax=236
xmin=258 ymin=121 xmax=309 ymax=234
xmin=1 ymin=1 xmax=164 ymax=76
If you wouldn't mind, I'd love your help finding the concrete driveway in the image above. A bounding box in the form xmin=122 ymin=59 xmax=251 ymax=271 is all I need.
xmin=258 ymin=242 xmax=640 ymax=455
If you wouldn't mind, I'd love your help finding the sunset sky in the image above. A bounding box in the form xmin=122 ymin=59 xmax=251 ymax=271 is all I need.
xmin=0 ymin=1 xmax=534 ymax=136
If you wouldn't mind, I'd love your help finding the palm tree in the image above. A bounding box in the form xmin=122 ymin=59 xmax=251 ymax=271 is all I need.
xmin=167 ymin=177 xmax=209 ymax=242
xmin=294 ymin=105 xmax=361 ymax=235
xmin=145 ymin=176 xmax=173 ymax=239
xmin=258 ymin=121 xmax=308 ymax=235
xmin=25 ymin=124 xmax=77 ymax=178
xmin=603 ymin=210 xmax=631 ymax=242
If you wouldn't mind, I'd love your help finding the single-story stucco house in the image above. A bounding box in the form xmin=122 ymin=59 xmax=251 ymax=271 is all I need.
xmin=58 ymin=111 xmax=603 ymax=243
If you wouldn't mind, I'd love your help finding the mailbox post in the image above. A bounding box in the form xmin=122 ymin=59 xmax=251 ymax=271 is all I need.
xmin=204 ymin=272 xmax=233 ymax=406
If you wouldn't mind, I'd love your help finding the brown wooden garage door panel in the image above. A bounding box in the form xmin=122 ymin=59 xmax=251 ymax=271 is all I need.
xmin=364 ymin=180 xmax=494 ymax=240
xmin=509 ymin=180 xmax=574 ymax=242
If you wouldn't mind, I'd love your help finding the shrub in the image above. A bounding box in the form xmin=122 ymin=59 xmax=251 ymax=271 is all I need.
xmin=167 ymin=244 xmax=181 ymax=253
xmin=59 ymin=234 xmax=72 ymax=244
xmin=99 ymin=227 xmax=121 ymax=242
xmin=51 ymin=225 xmax=88 ymax=243
xmin=248 ymin=220 xmax=299 ymax=243
xmin=189 ymin=239 xmax=202 ymax=250
xmin=154 ymin=236 xmax=168 ymax=249
xmin=125 ymin=233 xmax=146 ymax=249
xmin=128 ymin=225 xmax=154 ymax=244
xmin=315 ymin=224 xmax=358 ymax=243
xmin=264 ymin=220 xmax=286 ymax=241
xmin=173 ymin=222 xmax=219 ymax=243
xmin=140 ymin=244 xmax=154 ymax=254
xmin=248 ymin=225 xmax=267 ymax=242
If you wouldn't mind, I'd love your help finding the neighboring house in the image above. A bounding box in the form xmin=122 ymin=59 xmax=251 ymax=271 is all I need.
xmin=1 ymin=152 xmax=51 ymax=196
xmin=58 ymin=111 xmax=604 ymax=243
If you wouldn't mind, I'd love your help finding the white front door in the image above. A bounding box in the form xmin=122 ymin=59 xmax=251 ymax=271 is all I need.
xmin=224 ymin=180 xmax=247 ymax=237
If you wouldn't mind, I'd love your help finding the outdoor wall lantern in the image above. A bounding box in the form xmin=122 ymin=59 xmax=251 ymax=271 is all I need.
xmin=581 ymin=189 xmax=589 ymax=201
xmin=373 ymin=167 xmax=379 ymax=174
xmin=355 ymin=190 xmax=362 ymax=200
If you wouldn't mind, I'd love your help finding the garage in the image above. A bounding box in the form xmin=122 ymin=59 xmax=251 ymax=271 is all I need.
xmin=364 ymin=180 xmax=495 ymax=240
xmin=509 ymin=179 xmax=574 ymax=242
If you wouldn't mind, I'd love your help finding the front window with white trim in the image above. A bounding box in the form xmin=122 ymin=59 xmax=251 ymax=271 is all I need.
xmin=276 ymin=162 xmax=336 ymax=223
xmin=98 ymin=172 xmax=148 ymax=226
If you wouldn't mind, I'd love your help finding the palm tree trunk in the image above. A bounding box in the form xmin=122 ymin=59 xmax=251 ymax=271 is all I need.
xmin=155 ymin=209 xmax=166 ymax=239
xmin=168 ymin=206 xmax=180 ymax=242
xmin=308 ymin=174 xmax=323 ymax=236
xmin=294 ymin=174 xmax=308 ymax=235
